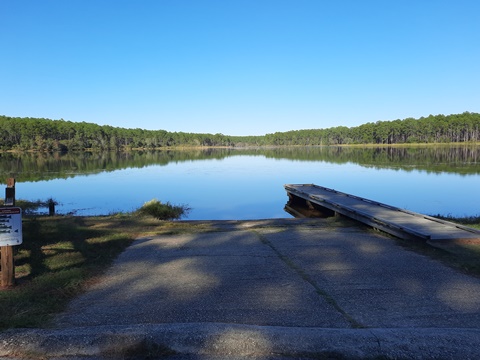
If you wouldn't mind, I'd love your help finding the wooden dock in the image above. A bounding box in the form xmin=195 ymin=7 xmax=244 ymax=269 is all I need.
xmin=284 ymin=184 xmax=480 ymax=245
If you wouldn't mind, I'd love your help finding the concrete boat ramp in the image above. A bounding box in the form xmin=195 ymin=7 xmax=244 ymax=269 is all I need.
xmin=2 ymin=218 xmax=480 ymax=359
xmin=1 ymin=187 xmax=480 ymax=359
xmin=285 ymin=183 xmax=480 ymax=246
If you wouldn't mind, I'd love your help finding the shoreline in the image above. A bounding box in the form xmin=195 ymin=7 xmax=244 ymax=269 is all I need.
xmin=2 ymin=141 xmax=480 ymax=153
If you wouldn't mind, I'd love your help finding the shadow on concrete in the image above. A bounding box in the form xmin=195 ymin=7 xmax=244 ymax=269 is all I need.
xmin=19 ymin=218 xmax=480 ymax=358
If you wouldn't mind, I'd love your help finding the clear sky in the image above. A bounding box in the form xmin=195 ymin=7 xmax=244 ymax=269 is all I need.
xmin=1 ymin=1 xmax=479 ymax=136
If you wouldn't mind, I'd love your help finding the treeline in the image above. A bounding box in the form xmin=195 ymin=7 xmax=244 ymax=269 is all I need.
xmin=1 ymin=112 xmax=479 ymax=151
xmin=259 ymin=112 xmax=480 ymax=146
xmin=0 ymin=116 xmax=234 ymax=151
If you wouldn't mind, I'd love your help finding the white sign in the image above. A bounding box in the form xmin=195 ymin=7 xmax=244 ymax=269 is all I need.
xmin=0 ymin=207 xmax=22 ymax=246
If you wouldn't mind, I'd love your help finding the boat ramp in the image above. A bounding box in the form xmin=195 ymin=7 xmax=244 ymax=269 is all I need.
xmin=285 ymin=183 xmax=480 ymax=246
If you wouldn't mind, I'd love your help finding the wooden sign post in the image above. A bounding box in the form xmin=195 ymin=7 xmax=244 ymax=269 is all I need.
xmin=1 ymin=178 xmax=21 ymax=288
xmin=1 ymin=246 xmax=14 ymax=288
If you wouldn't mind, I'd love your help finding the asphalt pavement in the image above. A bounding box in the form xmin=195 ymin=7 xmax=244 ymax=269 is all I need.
xmin=1 ymin=218 xmax=480 ymax=359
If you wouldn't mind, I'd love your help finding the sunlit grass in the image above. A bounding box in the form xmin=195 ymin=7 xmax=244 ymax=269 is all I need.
xmin=136 ymin=198 xmax=190 ymax=220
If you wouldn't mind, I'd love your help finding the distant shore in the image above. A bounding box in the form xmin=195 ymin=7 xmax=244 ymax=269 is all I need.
xmin=2 ymin=141 xmax=479 ymax=154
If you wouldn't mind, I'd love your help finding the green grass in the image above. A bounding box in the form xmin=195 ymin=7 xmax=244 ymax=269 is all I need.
xmin=137 ymin=198 xmax=191 ymax=220
xmin=0 ymin=215 xmax=133 ymax=330
xmin=0 ymin=213 xmax=212 ymax=331
xmin=432 ymin=214 xmax=480 ymax=229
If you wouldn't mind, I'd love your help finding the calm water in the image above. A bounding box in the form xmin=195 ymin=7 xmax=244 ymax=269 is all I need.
xmin=1 ymin=146 xmax=479 ymax=219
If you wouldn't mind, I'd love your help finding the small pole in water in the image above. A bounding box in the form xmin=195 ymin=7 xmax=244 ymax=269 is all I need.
xmin=48 ymin=198 xmax=56 ymax=216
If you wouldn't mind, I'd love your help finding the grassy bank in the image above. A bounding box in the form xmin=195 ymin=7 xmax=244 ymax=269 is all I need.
xmin=0 ymin=214 xmax=211 ymax=331
xmin=0 ymin=213 xmax=479 ymax=331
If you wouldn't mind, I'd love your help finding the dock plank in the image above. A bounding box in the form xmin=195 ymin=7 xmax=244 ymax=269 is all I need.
xmin=285 ymin=184 xmax=480 ymax=244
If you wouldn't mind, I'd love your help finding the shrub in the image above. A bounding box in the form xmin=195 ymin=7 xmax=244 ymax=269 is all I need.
xmin=0 ymin=198 xmax=59 ymax=215
xmin=137 ymin=199 xmax=190 ymax=220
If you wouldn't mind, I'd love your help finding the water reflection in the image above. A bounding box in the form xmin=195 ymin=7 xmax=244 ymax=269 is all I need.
xmin=0 ymin=146 xmax=478 ymax=219
xmin=1 ymin=146 xmax=479 ymax=183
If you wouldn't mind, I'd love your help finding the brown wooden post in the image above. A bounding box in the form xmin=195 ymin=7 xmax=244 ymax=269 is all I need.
xmin=1 ymin=178 xmax=16 ymax=288
xmin=1 ymin=246 xmax=14 ymax=288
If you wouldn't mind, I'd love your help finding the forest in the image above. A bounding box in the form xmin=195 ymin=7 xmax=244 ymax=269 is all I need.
xmin=0 ymin=112 xmax=479 ymax=151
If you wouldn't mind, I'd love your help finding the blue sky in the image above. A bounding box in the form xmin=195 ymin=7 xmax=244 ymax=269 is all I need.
xmin=1 ymin=1 xmax=479 ymax=136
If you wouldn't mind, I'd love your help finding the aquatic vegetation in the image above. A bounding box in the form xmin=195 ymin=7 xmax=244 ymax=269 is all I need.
xmin=137 ymin=198 xmax=190 ymax=220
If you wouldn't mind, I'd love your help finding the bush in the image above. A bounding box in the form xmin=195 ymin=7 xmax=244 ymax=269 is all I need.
xmin=0 ymin=198 xmax=59 ymax=215
xmin=137 ymin=199 xmax=190 ymax=220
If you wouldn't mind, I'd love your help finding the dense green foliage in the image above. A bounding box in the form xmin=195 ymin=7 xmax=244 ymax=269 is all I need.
xmin=1 ymin=112 xmax=479 ymax=151
xmin=259 ymin=112 xmax=480 ymax=146
xmin=0 ymin=116 xmax=233 ymax=151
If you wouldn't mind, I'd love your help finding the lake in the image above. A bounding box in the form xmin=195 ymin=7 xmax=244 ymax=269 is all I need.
xmin=1 ymin=146 xmax=479 ymax=219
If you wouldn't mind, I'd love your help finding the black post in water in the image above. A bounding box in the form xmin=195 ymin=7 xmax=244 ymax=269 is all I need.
xmin=48 ymin=199 xmax=55 ymax=216
xmin=5 ymin=178 xmax=15 ymax=207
